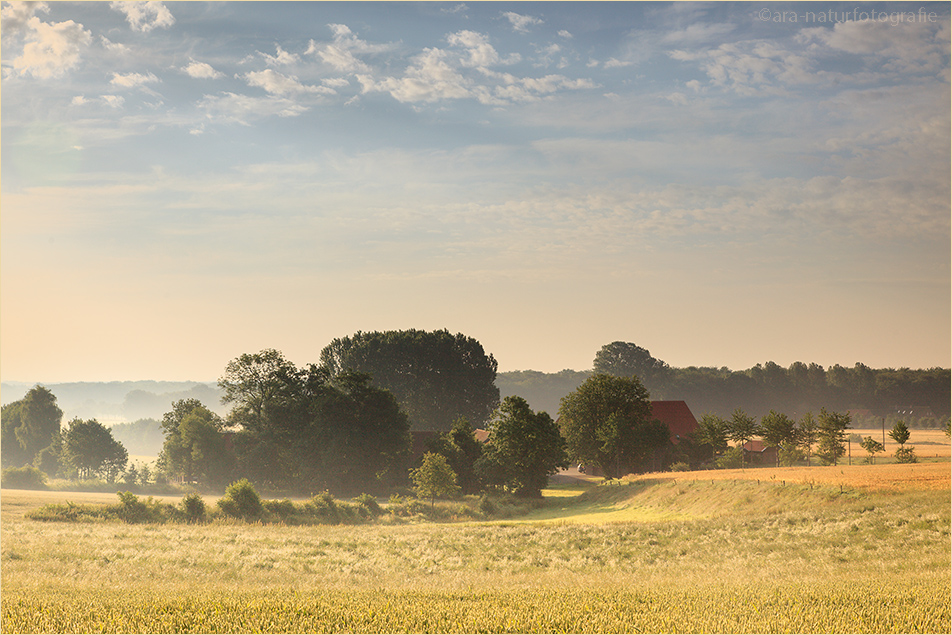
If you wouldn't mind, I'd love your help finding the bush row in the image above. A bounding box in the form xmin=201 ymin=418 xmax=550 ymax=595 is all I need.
xmin=24 ymin=480 xmax=547 ymax=525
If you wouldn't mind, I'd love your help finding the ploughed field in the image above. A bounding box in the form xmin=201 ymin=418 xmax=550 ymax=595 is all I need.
xmin=2 ymin=462 xmax=949 ymax=633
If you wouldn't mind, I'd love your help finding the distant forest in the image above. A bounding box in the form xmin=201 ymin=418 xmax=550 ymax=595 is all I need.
xmin=3 ymin=359 xmax=949 ymax=457
xmin=498 ymin=363 xmax=950 ymax=426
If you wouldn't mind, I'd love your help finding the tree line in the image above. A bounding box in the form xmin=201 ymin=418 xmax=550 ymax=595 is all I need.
xmin=499 ymin=341 xmax=950 ymax=423
xmin=3 ymin=333 xmax=946 ymax=499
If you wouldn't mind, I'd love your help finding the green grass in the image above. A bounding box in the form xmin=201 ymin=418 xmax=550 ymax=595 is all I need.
xmin=2 ymin=472 xmax=949 ymax=633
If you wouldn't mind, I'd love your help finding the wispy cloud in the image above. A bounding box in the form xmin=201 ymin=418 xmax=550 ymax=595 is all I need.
xmin=502 ymin=11 xmax=543 ymax=33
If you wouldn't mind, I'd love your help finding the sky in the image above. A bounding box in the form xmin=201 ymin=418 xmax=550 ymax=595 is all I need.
xmin=1 ymin=1 xmax=950 ymax=382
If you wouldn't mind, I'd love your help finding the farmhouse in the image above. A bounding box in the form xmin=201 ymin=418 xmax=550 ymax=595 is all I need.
xmin=741 ymin=439 xmax=779 ymax=466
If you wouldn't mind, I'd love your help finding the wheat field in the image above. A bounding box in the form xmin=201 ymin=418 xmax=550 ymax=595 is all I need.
xmin=2 ymin=460 xmax=949 ymax=633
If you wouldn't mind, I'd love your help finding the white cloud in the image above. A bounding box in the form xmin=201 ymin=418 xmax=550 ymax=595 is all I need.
xmin=242 ymin=69 xmax=335 ymax=96
xmin=446 ymin=30 xmax=502 ymax=68
xmin=258 ymin=44 xmax=299 ymax=66
xmin=558 ymin=30 xmax=573 ymax=39
xmin=99 ymin=36 xmax=129 ymax=53
xmin=306 ymin=23 xmax=395 ymax=73
xmin=604 ymin=57 xmax=633 ymax=68
xmin=110 ymin=71 xmax=160 ymax=88
xmin=502 ymin=11 xmax=543 ymax=33
xmin=440 ymin=3 xmax=468 ymax=15
xmin=110 ymin=1 xmax=174 ymax=32
xmin=9 ymin=15 xmax=92 ymax=78
xmin=198 ymin=92 xmax=309 ymax=124
xmin=182 ymin=60 xmax=223 ymax=79
xmin=358 ymin=48 xmax=471 ymax=103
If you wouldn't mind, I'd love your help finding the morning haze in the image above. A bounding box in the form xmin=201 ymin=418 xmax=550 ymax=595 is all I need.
xmin=2 ymin=2 xmax=949 ymax=382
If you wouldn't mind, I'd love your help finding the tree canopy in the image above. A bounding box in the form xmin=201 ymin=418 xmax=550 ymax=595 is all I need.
xmin=216 ymin=350 xmax=411 ymax=494
xmin=319 ymin=329 xmax=499 ymax=431
xmin=558 ymin=373 xmax=668 ymax=478
xmin=592 ymin=341 xmax=670 ymax=392
xmin=62 ymin=418 xmax=128 ymax=481
xmin=1 ymin=385 xmax=63 ymax=468
xmin=479 ymin=396 xmax=567 ymax=498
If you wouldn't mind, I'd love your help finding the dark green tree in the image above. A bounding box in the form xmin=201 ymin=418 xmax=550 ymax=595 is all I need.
xmin=558 ymin=374 xmax=668 ymax=478
xmin=426 ymin=417 xmax=484 ymax=494
xmin=319 ymin=329 xmax=499 ymax=431
xmin=726 ymin=409 xmax=760 ymax=469
xmin=816 ymin=408 xmax=850 ymax=465
xmin=888 ymin=420 xmax=911 ymax=447
xmin=219 ymin=348 xmax=303 ymax=436
xmin=592 ymin=341 xmax=670 ymax=393
xmin=309 ymin=371 xmax=412 ymax=495
xmin=62 ymin=418 xmax=128 ymax=481
xmin=693 ymin=413 xmax=729 ymax=458
xmin=158 ymin=399 xmax=231 ymax=487
xmin=798 ymin=412 xmax=819 ymax=466
xmin=480 ymin=396 xmax=567 ymax=498
xmin=888 ymin=420 xmax=917 ymax=463
xmin=760 ymin=410 xmax=798 ymax=467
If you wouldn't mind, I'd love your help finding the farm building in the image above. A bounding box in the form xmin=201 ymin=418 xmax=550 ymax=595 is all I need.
xmin=742 ymin=439 xmax=779 ymax=466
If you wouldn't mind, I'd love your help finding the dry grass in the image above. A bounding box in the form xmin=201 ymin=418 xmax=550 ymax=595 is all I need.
xmin=630 ymin=460 xmax=950 ymax=492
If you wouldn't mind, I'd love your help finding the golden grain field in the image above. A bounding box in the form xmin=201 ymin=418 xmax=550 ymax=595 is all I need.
xmin=2 ymin=459 xmax=949 ymax=633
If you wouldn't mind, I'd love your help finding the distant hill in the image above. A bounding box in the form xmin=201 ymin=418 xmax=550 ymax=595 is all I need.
xmin=0 ymin=381 xmax=227 ymax=424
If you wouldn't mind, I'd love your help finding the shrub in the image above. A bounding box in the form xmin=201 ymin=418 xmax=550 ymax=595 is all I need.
xmin=263 ymin=498 xmax=296 ymax=520
xmin=894 ymin=447 xmax=918 ymax=464
xmin=217 ymin=479 xmax=264 ymax=520
xmin=180 ymin=493 xmax=207 ymax=523
xmin=307 ymin=491 xmax=341 ymax=523
xmin=114 ymin=491 xmax=160 ymax=523
xmin=1 ymin=466 xmax=48 ymax=490
xmin=669 ymin=461 xmax=690 ymax=472
xmin=354 ymin=493 xmax=382 ymax=517
xmin=715 ymin=447 xmax=743 ymax=469
xmin=478 ymin=493 xmax=497 ymax=517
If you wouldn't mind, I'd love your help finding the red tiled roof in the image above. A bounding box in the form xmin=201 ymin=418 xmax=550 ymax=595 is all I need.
xmin=651 ymin=400 xmax=698 ymax=442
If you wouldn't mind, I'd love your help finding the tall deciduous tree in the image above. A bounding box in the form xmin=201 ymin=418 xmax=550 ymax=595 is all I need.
xmin=480 ymin=396 xmax=567 ymax=498
xmin=558 ymin=374 xmax=668 ymax=478
xmin=319 ymin=329 xmax=499 ymax=431
xmin=798 ymin=412 xmax=819 ymax=466
xmin=816 ymin=408 xmax=851 ymax=465
xmin=726 ymin=408 xmax=761 ymax=469
xmin=760 ymin=410 xmax=798 ymax=467
xmin=592 ymin=341 xmax=670 ymax=393
xmin=158 ymin=399 xmax=231 ymax=487
xmin=62 ymin=418 xmax=128 ymax=481
xmin=1 ymin=386 xmax=63 ymax=468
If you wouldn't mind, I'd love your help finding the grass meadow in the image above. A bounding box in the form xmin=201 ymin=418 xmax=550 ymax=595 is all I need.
xmin=2 ymin=461 xmax=949 ymax=633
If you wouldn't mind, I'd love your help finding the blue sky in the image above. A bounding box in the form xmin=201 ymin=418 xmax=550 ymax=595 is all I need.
xmin=2 ymin=1 xmax=949 ymax=382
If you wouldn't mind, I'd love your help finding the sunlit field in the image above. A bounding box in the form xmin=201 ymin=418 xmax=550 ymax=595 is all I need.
xmin=2 ymin=459 xmax=949 ymax=633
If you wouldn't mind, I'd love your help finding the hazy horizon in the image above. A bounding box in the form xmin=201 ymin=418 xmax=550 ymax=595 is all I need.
xmin=3 ymin=1 xmax=949 ymax=384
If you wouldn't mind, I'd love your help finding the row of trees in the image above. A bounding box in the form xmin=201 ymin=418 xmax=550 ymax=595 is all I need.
xmin=501 ymin=341 xmax=950 ymax=420
xmin=1 ymin=385 xmax=129 ymax=479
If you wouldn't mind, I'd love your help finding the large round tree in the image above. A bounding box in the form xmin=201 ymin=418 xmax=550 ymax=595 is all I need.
xmin=319 ymin=329 xmax=499 ymax=431
xmin=558 ymin=373 xmax=669 ymax=478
